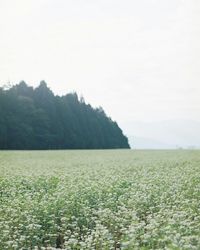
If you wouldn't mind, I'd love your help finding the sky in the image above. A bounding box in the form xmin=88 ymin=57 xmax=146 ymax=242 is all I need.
xmin=0 ymin=0 xmax=200 ymax=130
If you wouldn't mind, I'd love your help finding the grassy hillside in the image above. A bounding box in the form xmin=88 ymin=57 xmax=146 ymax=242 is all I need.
xmin=0 ymin=150 xmax=199 ymax=249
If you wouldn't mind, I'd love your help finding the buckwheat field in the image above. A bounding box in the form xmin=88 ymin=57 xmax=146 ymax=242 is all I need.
xmin=0 ymin=150 xmax=199 ymax=250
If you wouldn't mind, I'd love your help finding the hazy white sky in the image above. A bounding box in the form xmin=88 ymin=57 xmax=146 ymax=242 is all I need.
xmin=0 ymin=0 xmax=200 ymax=126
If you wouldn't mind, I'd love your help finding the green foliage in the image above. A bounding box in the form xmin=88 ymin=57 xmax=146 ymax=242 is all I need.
xmin=0 ymin=81 xmax=130 ymax=149
xmin=0 ymin=150 xmax=200 ymax=249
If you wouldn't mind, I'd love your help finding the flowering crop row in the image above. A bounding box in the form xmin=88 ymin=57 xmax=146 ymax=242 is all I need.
xmin=0 ymin=150 xmax=199 ymax=249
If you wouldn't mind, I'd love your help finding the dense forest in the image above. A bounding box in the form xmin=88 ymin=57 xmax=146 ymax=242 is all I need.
xmin=0 ymin=81 xmax=130 ymax=149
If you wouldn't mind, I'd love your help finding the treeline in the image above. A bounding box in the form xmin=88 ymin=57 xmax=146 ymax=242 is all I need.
xmin=0 ymin=81 xmax=130 ymax=149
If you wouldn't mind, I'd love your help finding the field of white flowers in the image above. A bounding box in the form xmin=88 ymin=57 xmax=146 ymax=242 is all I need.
xmin=0 ymin=150 xmax=199 ymax=249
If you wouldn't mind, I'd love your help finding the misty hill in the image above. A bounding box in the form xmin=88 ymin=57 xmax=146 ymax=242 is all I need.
xmin=123 ymin=120 xmax=200 ymax=149
xmin=128 ymin=136 xmax=174 ymax=149
xmin=0 ymin=81 xmax=130 ymax=150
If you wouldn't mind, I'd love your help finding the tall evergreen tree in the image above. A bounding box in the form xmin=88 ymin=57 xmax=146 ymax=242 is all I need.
xmin=0 ymin=82 xmax=130 ymax=149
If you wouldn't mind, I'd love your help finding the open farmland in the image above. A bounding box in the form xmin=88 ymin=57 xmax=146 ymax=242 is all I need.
xmin=0 ymin=150 xmax=200 ymax=249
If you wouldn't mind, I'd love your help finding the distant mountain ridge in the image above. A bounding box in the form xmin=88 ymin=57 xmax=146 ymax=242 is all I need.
xmin=128 ymin=136 xmax=175 ymax=149
xmin=0 ymin=81 xmax=130 ymax=149
xmin=122 ymin=120 xmax=200 ymax=149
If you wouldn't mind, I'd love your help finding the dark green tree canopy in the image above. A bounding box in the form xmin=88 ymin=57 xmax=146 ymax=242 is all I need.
xmin=0 ymin=81 xmax=130 ymax=149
